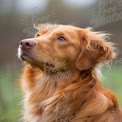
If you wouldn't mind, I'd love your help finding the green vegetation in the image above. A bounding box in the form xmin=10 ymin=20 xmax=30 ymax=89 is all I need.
xmin=0 ymin=65 xmax=122 ymax=122
xmin=102 ymin=65 xmax=122 ymax=107
xmin=0 ymin=68 xmax=22 ymax=122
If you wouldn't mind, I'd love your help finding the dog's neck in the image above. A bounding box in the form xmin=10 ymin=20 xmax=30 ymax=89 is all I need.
xmin=23 ymin=66 xmax=117 ymax=122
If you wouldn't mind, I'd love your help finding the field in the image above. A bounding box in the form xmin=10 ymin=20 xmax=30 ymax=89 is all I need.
xmin=0 ymin=65 xmax=122 ymax=122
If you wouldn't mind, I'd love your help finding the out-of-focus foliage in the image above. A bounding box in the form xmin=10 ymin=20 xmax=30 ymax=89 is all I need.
xmin=0 ymin=68 xmax=22 ymax=122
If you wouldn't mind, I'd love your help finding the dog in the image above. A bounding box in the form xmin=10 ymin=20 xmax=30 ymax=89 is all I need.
xmin=18 ymin=23 xmax=122 ymax=122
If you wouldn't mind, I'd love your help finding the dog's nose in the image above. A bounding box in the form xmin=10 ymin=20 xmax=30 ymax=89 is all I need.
xmin=20 ymin=39 xmax=36 ymax=49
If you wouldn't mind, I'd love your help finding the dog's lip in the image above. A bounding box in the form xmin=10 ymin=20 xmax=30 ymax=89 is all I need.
xmin=21 ymin=54 xmax=33 ymax=61
xmin=21 ymin=54 xmax=56 ymax=70
xmin=19 ymin=53 xmax=56 ymax=70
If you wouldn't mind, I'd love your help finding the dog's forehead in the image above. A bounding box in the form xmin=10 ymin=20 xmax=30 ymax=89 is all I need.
xmin=50 ymin=25 xmax=81 ymax=37
xmin=55 ymin=25 xmax=78 ymax=31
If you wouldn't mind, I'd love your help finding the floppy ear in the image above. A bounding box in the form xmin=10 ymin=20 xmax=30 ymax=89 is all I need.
xmin=75 ymin=28 xmax=116 ymax=71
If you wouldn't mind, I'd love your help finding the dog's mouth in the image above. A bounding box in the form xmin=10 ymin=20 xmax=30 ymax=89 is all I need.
xmin=21 ymin=54 xmax=33 ymax=62
xmin=21 ymin=54 xmax=54 ymax=67
xmin=18 ymin=46 xmax=67 ymax=74
xmin=19 ymin=53 xmax=67 ymax=74
xmin=20 ymin=54 xmax=58 ymax=71
xmin=20 ymin=54 xmax=45 ymax=69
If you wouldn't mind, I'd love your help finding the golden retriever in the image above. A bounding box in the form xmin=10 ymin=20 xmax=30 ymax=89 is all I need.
xmin=18 ymin=24 xmax=122 ymax=122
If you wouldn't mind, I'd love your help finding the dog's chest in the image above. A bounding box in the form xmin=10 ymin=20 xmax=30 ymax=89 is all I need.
xmin=23 ymin=90 xmax=76 ymax=122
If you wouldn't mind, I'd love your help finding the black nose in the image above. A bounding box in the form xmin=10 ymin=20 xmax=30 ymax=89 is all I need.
xmin=19 ymin=39 xmax=36 ymax=49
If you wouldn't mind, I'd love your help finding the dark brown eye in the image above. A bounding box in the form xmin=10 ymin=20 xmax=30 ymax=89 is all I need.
xmin=36 ymin=34 xmax=40 ymax=37
xmin=57 ymin=36 xmax=66 ymax=41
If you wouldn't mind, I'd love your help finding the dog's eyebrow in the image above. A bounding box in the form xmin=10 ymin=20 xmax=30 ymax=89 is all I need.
xmin=55 ymin=31 xmax=65 ymax=36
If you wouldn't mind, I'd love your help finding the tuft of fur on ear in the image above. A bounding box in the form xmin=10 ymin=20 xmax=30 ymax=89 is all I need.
xmin=75 ymin=28 xmax=117 ymax=71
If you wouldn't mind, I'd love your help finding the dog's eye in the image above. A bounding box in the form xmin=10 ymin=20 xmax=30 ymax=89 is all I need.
xmin=57 ymin=36 xmax=66 ymax=41
xmin=36 ymin=34 xmax=40 ymax=37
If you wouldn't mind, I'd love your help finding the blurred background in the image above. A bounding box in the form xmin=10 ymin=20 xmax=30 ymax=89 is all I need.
xmin=0 ymin=0 xmax=122 ymax=121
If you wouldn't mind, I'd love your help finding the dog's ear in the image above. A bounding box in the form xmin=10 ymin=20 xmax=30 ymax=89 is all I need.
xmin=75 ymin=28 xmax=116 ymax=71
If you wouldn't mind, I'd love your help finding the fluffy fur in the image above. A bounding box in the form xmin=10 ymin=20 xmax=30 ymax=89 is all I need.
xmin=18 ymin=24 xmax=122 ymax=122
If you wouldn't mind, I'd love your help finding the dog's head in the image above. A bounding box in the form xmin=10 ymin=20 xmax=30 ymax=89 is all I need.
xmin=18 ymin=24 xmax=116 ymax=73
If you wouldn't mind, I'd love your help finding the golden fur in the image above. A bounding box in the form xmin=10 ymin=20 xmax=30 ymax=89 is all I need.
xmin=18 ymin=24 xmax=122 ymax=122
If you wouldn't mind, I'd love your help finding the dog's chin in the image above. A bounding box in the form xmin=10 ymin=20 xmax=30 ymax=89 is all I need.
xmin=20 ymin=54 xmax=44 ymax=70
xmin=20 ymin=54 xmax=32 ymax=61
